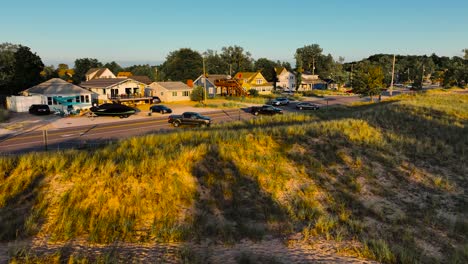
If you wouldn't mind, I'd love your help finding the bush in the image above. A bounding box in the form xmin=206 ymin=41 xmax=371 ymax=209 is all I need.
xmin=190 ymin=86 xmax=205 ymax=102
xmin=0 ymin=108 xmax=9 ymax=122
xmin=248 ymin=89 xmax=259 ymax=97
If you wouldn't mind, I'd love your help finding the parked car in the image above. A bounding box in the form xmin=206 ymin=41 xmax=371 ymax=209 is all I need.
xmin=267 ymin=97 xmax=290 ymax=106
xmin=296 ymin=102 xmax=320 ymax=110
xmin=250 ymin=105 xmax=283 ymax=116
xmin=168 ymin=112 xmax=211 ymax=127
xmin=152 ymin=96 xmax=161 ymax=104
xmin=150 ymin=105 xmax=172 ymax=114
xmin=29 ymin=104 xmax=51 ymax=115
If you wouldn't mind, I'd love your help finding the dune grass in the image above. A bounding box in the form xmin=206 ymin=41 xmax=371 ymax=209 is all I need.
xmin=0 ymin=108 xmax=9 ymax=122
xmin=1 ymin=92 xmax=467 ymax=263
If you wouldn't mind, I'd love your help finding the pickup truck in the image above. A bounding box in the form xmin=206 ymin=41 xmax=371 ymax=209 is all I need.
xmin=168 ymin=112 xmax=212 ymax=127
xmin=250 ymin=105 xmax=283 ymax=116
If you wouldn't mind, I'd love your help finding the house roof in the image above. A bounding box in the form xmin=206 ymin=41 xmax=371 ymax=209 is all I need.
xmin=154 ymin=82 xmax=192 ymax=91
xmin=194 ymin=74 xmax=231 ymax=86
xmin=23 ymin=78 xmax=91 ymax=95
xmin=129 ymin=76 xmax=152 ymax=85
xmin=117 ymin=72 xmax=133 ymax=77
xmin=275 ymin=67 xmax=287 ymax=76
xmin=80 ymin=78 xmax=145 ymax=88
xmin=85 ymin=68 xmax=114 ymax=79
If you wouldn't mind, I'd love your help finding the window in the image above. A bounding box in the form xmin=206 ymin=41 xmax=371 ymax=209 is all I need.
xmin=76 ymin=96 xmax=80 ymax=103
xmin=161 ymin=92 xmax=164 ymax=96
xmin=183 ymin=91 xmax=189 ymax=96
xmin=81 ymin=95 xmax=85 ymax=103
xmin=172 ymin=92 xmax=177 ymax=96
xmin=102 ymin=89 xmax=106 ymax=95
xmin=85 ymin=95 xmax=90 ymax=103
xmin=47 ymin=97 xmax=52 ymax=105
xmin=256 ymin=79 xmax=263 ymax=84
xmin=208 ymin=88 xmax=213 ymax=94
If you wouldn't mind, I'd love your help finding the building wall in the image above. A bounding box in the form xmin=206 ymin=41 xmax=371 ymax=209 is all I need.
xmin=148 ymin=83 xmax=191 ymax=102
xmin=6 ymin=95 xmax=44 ymax=112
xmin=277 ymin=71 xmax=296 ymax=91
xmin=89 ymin=80 xmax=147 ymax=102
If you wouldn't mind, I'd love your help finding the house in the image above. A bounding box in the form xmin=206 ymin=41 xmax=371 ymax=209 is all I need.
xmin=7 ymin=78 xmax=94 ymax=112
xmin=299 ymin=73 xmax=324 ymax=91
xmin=193 ymin=74 xmax=232 ymax=97
xmin=234 ymin=71 xmax=273 ymax=94
xmin=85 ymin=68 xmax=116 ymax=81
xmin=147 ymin=82 xmax=192 ymax=102
xmin=275 ymin=67 xmax=296 ymax=91
xmin=80 ymin=78 xmax=150 ymax=103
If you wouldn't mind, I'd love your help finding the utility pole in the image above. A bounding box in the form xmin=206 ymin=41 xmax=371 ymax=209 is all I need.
xmin=203 ymin=56 xmax=207 ymax=104
xmin=421 ymin=65 xmax=425 ymax=89
xmin=390 ymin=54 xmax=396 ymax=96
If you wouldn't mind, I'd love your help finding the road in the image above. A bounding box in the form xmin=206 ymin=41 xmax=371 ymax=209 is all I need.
xmin=0 ymin=109 xmax=254 ymax=154
xmin=0 ymin=95 xmax=373 ymax=154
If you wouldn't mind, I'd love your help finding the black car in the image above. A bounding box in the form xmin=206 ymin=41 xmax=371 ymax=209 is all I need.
xmin=250 ymin=105 xmax=283 ymax=116
xmin=29 ymin=104 xmax=51 ymax=115
xmin=296 ymin=102 xmax=320 ymax=110
xmin=267 ymin=97 xmax=289 ymax=106
xmin=150 ymin=105 xmax=172 ymax=114
xmin=152 ymin=96 xmax=161 ymax=104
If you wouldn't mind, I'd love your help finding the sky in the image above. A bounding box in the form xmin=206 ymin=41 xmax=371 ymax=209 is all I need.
xmin=1 ymin=0 xmax=467 ymax=67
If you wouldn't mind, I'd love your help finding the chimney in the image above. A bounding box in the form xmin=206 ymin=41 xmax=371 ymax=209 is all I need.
xmin=187 ymin=79 xmax=194 ymax=87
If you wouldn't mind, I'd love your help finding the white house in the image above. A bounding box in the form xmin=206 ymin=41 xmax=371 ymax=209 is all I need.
xmin=7 ymin=78 xmax=94 ymax=112
xmin=147 ymin=82 xmax=192 ymax=102
xmin=85 ymin=68 xmax=116 ymax=81
xmin=275 ymin=67 xmax=296 ymax=91
xmin=80 ymin=78 xmax=149 ymax=103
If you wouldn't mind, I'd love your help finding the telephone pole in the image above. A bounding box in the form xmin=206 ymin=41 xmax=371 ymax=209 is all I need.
xmin=203 ymin=57 xmax=207 ymax=104
xmin=390 ymin=54 xmax=396 ymax=96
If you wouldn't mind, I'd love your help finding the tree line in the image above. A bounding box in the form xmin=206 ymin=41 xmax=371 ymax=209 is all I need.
xmin=1 ymin=42 xmax=467 ymax=97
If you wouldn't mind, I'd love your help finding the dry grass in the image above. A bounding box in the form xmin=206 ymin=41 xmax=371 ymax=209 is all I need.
xmin=1 ymin=92 xmax=467 ymax=263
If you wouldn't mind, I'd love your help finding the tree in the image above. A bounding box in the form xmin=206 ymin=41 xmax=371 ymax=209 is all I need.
xmin=190 ymin=86 xmax=205 ymax=102
xmin=352 ymin=62 xmax=384 ymax=102
xmin=160 ymin=48 xmax=203 ymax=81
xmin=41 ymin=65 xmax=58 ymax=80
xmin=10 ymin=46 xmax=44 ymax=94
xmin=254 ymin=58 xmax=280 ymax=82
xmin=104 ymin=61 xmax=123 ymax=75
xmin=125 ymin=64 xmax=156 ymax=81
xmin=463 ymin=49 xmax=468 ymax=60
xmin=0 ymin=43 xmax=19 ymax=94
xmin=294 ymin=53 xmax=303 ymax=92
xmin=220 ymin=45 xmax=253 ymax=74
xmin=248 ymin=89 xmax=259 ymax=97
xmin=56 ymin=63 xmax=74 ymax=82
xmin=203 ymin=50 xmax=229 ymax=74
xmin=73 ymin=58 xmax=102 ymax=83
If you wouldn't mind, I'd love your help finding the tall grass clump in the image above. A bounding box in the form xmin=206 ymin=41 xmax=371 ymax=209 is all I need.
xmin=0 ymin=108 xmax=9 ymax=122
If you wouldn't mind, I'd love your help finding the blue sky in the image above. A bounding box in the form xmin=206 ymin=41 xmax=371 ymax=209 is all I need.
xmin=1 ymin=0 xmax=467 ymax=67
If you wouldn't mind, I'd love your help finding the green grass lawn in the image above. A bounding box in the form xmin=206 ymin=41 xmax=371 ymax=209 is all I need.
xmin=1 ymin=91 xmax=467 ymax=263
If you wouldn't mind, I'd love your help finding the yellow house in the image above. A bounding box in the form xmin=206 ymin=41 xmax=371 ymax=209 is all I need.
xmin=234 ymin=71 xmax=273 ymax=94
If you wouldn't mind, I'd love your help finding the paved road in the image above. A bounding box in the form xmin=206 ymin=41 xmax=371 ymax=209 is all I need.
xmin=0 ymin=95 xmax=377 ymax=154
xmin=0 ymin=109 xmax=253 ymax=154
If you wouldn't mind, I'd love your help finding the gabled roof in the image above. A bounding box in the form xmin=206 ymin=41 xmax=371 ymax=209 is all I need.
xmin=23 ymin=78 xmax=91 ymax=95
xmin=85 ymin=68 xmax=114 ymax=79
xmin=80 ymin=78 xmax=146 ymax=88
xmin=117 ymin=72 xmax=133 ymax=77
xmin=153 ymin=82 xmax=192 ymax=91
xmin=194 ymin=74 xmax=231 ymax=86
xmin=235 ymin=72 xmax=266 ymax=83
xmin=129 ymin=76 xmax=152 ymax=85
xmin=275 ymin=67 xmax=288 ymax=76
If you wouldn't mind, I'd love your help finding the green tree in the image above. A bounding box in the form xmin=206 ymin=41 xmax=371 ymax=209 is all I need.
xmin=10 ymin=46 xmax=44 ymax=94
xmin=220 ymin=45 xmax=253 ymax=74
xmin=294 ymin=53 xmax=303 ymax=92
xmin=0 ymin=43 xmax=19 ymax=94
xmin=190 ymin=86 xmax=205 ymax=102
xmin=463 ymin=49 xmax=468 ymax=60
xmin=352 ymin=63 xmax=385 ymax=102
xmin=160 ymin=48 xmax=203 ymax=81
xmin=254 ymin=58 xmax=280 ymax=82
xmin=104 ymin=61 xmax=123 ymax=75
xmin=248 ymin=89 xmax=259 ymax=97
xmin=41 ymin=65 xmax=58 ymax=80
xmin=203 ymin=50 xmax=229 ymax=74
xmin=73 ymin=58 xmax=102 ymax=84
xmin=125 ymin=64 xmax=156 ymax=81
